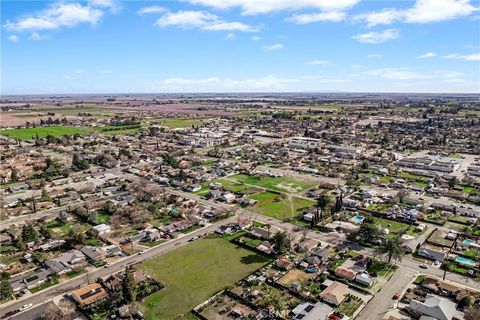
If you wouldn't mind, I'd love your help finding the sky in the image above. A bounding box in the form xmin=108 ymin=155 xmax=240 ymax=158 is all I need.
xmin=1 ymin=0 xmax=480 ymax=94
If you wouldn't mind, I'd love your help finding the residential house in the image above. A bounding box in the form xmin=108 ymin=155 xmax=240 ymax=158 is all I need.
xmin=45 ymin=250 xmax=86 ymax=274
xmin=335 ymin=267 xmax=357 ymax=281
xmin=92 ymin=224 xmax=112 ymax=235
xmin=10 ymin=268 xmax=51 ymax=293
xmin=291 ymin=302 xmax=333 ymax=320
xmin=319 ymin=281 xmax=348 ymax=306
xmin=409 ymin=294 xmax=457 ymax=320
xmin=81 ymin=246 xmax=107 ymax=262
xmin=417 ymin=246 xmax=447 ymax=262
xmin=71 ymin=283 xmax=108 ymax=307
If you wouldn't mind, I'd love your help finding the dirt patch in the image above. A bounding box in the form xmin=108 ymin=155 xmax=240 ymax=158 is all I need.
xmin=277 ymin=269 xmax=312 ymax=286
xmin=276 ymin=183 xmax=302 ymax=193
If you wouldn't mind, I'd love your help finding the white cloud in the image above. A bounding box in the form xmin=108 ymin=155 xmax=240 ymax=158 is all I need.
xmin=7 ymin=35 xmax=19 ymax=42
xmin=355 ymin=9 xmax=400 ymax=27
xmin=225 ymin=32 xmax=235 ymax=40
xmin=404 ymin=0 xmax=477 ymax=23
xmin=287 ymin=11 xmax=345 ymax=24
xmin=417 ymin=52 xmax=437 ymax=58
xmin=29 ymin=32 xmax=47 ymax=40
xmin=352 ymin=29 xmax=399 ymax=44
xmin=442 ymin=53 xmax=480 ymax=61
xmin=137 ymin=6 xmax=167 ymax=15
xmin=186 ymin=0 xmax=360 ymax=15
xmin=62 ymin=69 xmax=86 ymax=80
xmin=154 ymin=11 xmax=258 ymax=32
xmin=89 ymin=0 xmax=119 ymax=13
xmin=306 ymin=59 xmax=330 ymax=65
xmin=366 ymin=54 xmax=382 ymax=58
xmin=251 ymin=35 xmax=261 ymax=41
xmin=262 ymin=43 xmax=283 ymax=51
xmin=366 ymin=68 xmax=428 ymax=80
xmin=4 ymin=3 xmax=103 ymax=31
xmin=355 ymin=0 xmax=477 ymax=27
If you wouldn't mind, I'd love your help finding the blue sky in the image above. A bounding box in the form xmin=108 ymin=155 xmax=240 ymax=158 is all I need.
xmin=1 ymin=0 xmax=479 ymax=94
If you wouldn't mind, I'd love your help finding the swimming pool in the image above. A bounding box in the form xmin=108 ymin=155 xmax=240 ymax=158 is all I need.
xmin=463 ymin=239 xmax=474 ymax=246
xmin=455 ymin=256 xmax=476 ymax=267
xmin=351 ymin=216 xmax=365 ymax=224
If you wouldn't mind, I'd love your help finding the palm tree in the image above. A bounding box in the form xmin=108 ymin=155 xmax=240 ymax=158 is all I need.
xmin=442 ymin=261 xmax=451 ymax=280
xmin=379 ymin=236 xmax=403 ymax=264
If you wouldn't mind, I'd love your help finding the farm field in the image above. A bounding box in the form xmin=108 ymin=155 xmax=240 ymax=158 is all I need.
xmin=138 ymin=237 xmax=271 ymax=320
xmin=229 ymin=174 xmax=316 ymax=194
xmin=0 ymin=126 xmax=88 ymax=140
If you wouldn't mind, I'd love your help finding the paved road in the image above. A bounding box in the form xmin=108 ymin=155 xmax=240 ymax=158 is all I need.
xmin=0 ymin=216 xmax=235 ymax=317
xmin=356 ymin=266 xmax=417 ymax=320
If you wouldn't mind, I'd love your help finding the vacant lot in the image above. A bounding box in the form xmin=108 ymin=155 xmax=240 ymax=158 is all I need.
xmin=229 ymin=174 xmax=316 ymax=194
xmin=251 ymin=194 xmax=315 ymax=220
xmin=0 ymin=126 xmax=87 ymax=140
xmin=277 ymin=269 xmax=312 ymax=287
xmin=138 ymin=237 xmax=271 ymax=320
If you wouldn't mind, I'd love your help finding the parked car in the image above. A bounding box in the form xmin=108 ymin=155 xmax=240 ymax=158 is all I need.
xmin=19 ymin=304 xmax=32 ymax=312
xmin=419 ymin=264 xmax=428 ymax=269
xmin=393 ymin=293 xmax=401 ymax=300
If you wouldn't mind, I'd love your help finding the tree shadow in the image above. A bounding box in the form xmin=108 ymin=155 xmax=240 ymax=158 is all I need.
xmin=240 ymin=254 xmax=270 ymax=265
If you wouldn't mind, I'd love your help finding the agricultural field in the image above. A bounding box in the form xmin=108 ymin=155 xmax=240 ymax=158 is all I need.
xmin=229 ymin=174 xmax=316 ymax=194
xmin=138 ymin=237 xmax=271 ymax=320
xmin=0 ymin=126 xmax=88 ymax=140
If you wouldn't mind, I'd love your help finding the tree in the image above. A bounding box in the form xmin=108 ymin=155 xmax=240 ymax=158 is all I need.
xmin=21 ymin=224 xmax=38 ymax=243
xmin=0 ymin=272 xmax=12 ymax=301
xmin=10 ymin=169 xmax=18 ymax=182
xmin=316 ymin=194 xmax=331 ymax=220
xmin=448 ymin=176 xmax=458 ymax=188
xmin=442 ymin=261 xmax=451 ymax=281
xmin=272 ymin=231 xmax=290 ymax=254
xmin=71 ymin=153 xmax=90 ymax=171
xmin=356 ymin=223 xmax=382 ymax=243
xmin=43 ymin=305 xmax=67 ymax=320
xmin=122 ymin=266 xmax=137 ymax=303
xmin=396 ymin=190 xmax=408 ymax=203
xmin=378 ymin=236 xmax=403 ymax=264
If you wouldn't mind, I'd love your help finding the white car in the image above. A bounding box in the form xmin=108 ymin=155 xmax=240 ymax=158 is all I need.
xmin=433 ymin=261 xmax=440 ymax=266
xmin=19 ymin=304 xmax=32 ymax=312
xmin=104 ymin=263 xmax=112 ymax=268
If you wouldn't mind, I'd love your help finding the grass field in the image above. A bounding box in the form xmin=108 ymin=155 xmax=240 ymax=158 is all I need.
xmin=229 ymin=174 xmax=316 ymax=194
xmin=251 ymin=194 xmax=315 ymax=220
xmin=371 ymin=216 xmax=415 ymax=237
xmin=138 ymin=237 xmax=271 ymax=320
xmin=0 ymin=126 xmax=88 ymax=140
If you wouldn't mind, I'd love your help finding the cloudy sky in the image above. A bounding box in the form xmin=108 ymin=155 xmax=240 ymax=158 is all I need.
xmin=2 ymin=0 xmax=479 ymax=94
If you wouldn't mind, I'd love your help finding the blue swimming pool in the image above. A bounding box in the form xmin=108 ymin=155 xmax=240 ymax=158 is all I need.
xmin=352 ymin=216 xmax=365 ymax=223
xmin=455 ymin=256 xmax=476 ymax=266
xmin=463 ymin=239 xmax=474 ymax=246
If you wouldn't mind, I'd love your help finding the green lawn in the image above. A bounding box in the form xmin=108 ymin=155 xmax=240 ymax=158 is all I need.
xmin=252 ymin=196 xmax=315 ymax=220
xmin=229 ymin=174 xmax=316 ymax=194
xmin=138 ymin=237 xmax=271 ymax=320
xmin=1 ymin=126 xmax=88 ymax=140
xmin=95 ymin=212 xmax=111 ymax=224
xmin=249 ymin=191 xmax=279 ymax=202
xmin=30 ymin=278 xmax=59 ymax=293
xmin=371 ymin=216 xmax=413 ymax=238
xmin=85 ymin=238 xmax=103 ymax=246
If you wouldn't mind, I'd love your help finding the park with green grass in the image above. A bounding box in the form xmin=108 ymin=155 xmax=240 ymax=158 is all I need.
xmin=0 ymin=126 xmax=88 ymax=140
xmin=229 ymin=174 xmax=316 ymax=193
xmin=138 ymin=236 xmax=271 ymax=320
xmin=250 ymin=193 xmax=315 ymax=220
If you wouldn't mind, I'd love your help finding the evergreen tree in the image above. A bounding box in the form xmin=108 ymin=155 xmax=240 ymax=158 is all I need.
xmin=122 ymin=266 xmax=137 ymax=303
xmin=21 ymin=224 xmax=38 ymax=243
xmin=0 ymin=275 xmax=12 ymax=301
